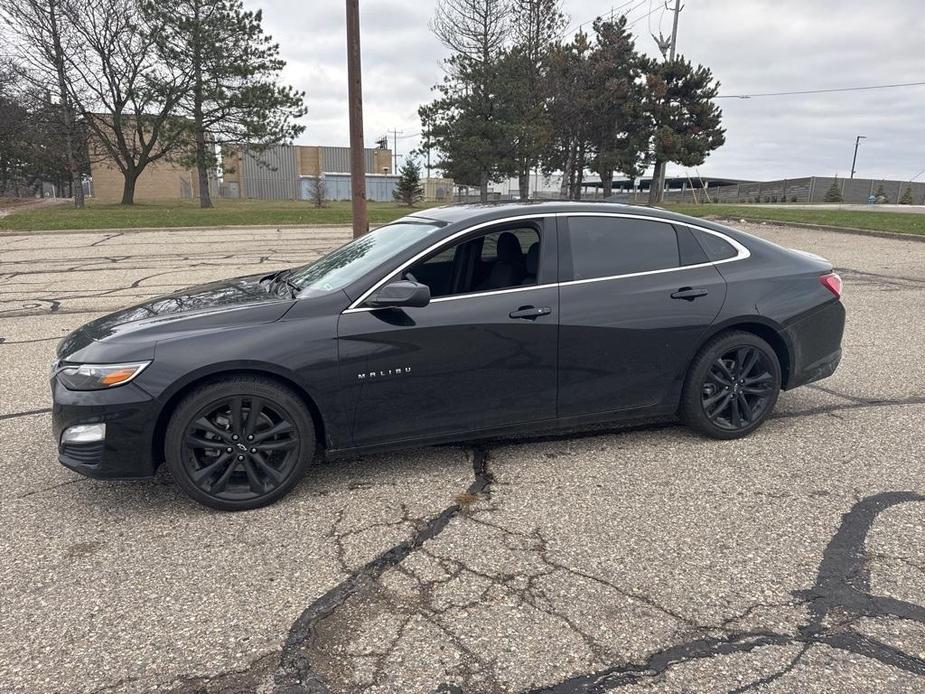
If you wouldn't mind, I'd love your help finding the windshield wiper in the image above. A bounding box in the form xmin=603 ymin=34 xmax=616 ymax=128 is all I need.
xmin=264 ymin=270 xmax=300 ymax=297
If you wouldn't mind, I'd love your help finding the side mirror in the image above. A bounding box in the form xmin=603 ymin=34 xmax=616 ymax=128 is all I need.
xmin=366 ymin=280 xmax=431 ymax=308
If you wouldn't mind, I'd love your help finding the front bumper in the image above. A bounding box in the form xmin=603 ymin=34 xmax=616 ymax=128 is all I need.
xmin=51 ymin=378 xmax=160 ymax=479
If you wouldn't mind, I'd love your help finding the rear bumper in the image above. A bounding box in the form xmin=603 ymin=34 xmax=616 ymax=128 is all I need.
xmin=783 ymin=299 xmax=846 ymax=390
xmin=51 ymin=379 xmax=159 ymax=480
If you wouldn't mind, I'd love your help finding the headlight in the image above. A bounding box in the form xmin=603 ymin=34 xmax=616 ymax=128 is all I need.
xmin=56 ymin=361 xmax=151 ymax=391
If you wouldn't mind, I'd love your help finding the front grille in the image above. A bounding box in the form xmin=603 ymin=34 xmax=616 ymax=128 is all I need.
xmin=61 ymin=442 xmax=105 ymax=466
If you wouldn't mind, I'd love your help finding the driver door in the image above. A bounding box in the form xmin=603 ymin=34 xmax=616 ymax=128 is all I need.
xmin=336 ymin=217 xmax=559 ymax=447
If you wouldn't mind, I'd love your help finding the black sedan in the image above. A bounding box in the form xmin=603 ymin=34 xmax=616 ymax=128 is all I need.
xmin=51 ymin=202 xmax=845 ymax=510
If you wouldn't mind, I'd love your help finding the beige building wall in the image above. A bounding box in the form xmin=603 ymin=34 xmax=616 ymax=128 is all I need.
xmin=90 ymin=159 xmax=198 ymax=203
xmin=297 ymin=146 xmax=322 ymax=177
xmin=373 ymin=149 xmax=392 ymax=175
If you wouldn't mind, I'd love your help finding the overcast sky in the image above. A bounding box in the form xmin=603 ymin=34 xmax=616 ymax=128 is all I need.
xmin=253 ymin=0 xmax=924 ymax=182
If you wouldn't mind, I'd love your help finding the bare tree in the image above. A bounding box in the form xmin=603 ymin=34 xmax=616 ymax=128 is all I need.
xmin=60 ymin=0 xmax=192 ymax=205
xmin=431 ymin=0 xmax=510 ymax=67
xmin=2 ymin=0 xmax=86 ymax=207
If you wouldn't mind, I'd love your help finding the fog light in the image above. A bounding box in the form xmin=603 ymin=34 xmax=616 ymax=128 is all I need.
xmin=61 ymin=423 xmax=106 ymax=444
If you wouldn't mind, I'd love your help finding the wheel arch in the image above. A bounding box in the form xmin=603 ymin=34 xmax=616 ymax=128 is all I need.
xmin=700 ymin=317 xmax=794 ymax=388
xmin=151 ymin=362 xmax=329 ymax=470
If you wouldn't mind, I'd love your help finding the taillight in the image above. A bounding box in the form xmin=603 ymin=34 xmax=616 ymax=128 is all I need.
xmin=819 ymin=272 xmax=843 ymax=298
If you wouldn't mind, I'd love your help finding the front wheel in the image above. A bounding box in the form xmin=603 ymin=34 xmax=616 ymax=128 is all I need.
xmin=681 ymin=331 xmax=781 ymax=439
xmin=165 ymin=376 xmax=316 ymax=511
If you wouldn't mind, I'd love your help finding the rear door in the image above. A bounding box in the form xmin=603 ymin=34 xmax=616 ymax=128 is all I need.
xmin=557 ymin=214 xmax=726 ymax=417
xmin=337 ymin=217 xmax=559 ymax=447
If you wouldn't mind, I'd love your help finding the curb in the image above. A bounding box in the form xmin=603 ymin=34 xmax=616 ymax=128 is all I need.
xmin=0 ymin=222 xmax=358 ymax=237
xmin=708 ymin=216 xmax=925 ymax=243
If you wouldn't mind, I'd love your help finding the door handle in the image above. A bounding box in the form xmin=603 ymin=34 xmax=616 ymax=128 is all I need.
xmin=509 ymin=305 xmax=552 ymax=319
xmin=671 ymin=287 xmax=709 ymax=301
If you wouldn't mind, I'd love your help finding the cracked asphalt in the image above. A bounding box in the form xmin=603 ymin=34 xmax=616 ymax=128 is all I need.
xmin=0 ymin=221 xmax=922 ymax=693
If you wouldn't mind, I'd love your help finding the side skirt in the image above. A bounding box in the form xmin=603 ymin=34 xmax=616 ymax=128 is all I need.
xmin=324 ymin=403 xmax=679 ymax=460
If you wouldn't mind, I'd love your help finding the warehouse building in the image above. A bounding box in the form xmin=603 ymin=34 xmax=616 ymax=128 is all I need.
xmin=221 ymin=144 xmax=398 ymax=201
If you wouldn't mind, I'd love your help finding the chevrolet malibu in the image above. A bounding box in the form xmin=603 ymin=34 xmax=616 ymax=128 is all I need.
xmin=52 ymin=203 xmax=845 ymax=510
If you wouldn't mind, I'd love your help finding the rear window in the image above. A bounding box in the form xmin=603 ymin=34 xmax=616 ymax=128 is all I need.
xmin=692 ymin=228 xmax=738 ymax=261
xmin=565 ymin=217 xmax=680 ymax=280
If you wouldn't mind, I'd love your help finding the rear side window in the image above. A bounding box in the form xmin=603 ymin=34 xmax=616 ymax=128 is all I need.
xmin=691 ymin=228 xmax=738 ymax=261
xmin=564 ymin=217 xmax=679 ymax=281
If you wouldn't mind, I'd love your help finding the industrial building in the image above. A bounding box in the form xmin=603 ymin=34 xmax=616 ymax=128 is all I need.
xmin=221 ymin=144 xmax=398 ymax=201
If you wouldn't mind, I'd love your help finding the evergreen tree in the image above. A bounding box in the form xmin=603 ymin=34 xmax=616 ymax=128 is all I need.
xmin=899 ymin=186 xmax=915 ymax=205
xmin=587 ymin=16 xmax=650 ymax=197
xmin=144 ymin=0 xmax=306 ymax=208
xmin=823 ymin=178 xmax=844 ymax=203
xmin=393 ymin=157 xmax=424 ymax=206
xmin=501 ymin=0 xmax=566 ymax=199
xmin=644 ymin=57 xmax=725 ymax=204
xmin=542 ymin=31 xmax=594 ymax=200
xmin=422 ymin=0 xmax=511 ymax=201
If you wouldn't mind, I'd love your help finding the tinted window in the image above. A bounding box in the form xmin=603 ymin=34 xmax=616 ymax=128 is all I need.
xmin=407 ymin=226 xmax=540 ymax=298
xmin=289 ymin=220 xmax=444 ymax=293
xmin=692 ymin=228 xmax=738 ymax=261
xmin=565 ymin=217 xmax=679 ymax=281
xmin=675 ymin=225 xmax=710 ymax=266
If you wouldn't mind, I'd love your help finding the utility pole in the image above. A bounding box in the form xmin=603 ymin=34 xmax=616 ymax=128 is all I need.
xmin=387 ymin=128 xmax=403 ymax=174
xmin=850 ymin=135 xmax=866 ymax=179
xmin=668 ymin=0 xmax=681 ymax=60
xmin=345 ymin=0 xmax=367 ymax=238
xmin=649 ymin=0 xmax=683 ymax=205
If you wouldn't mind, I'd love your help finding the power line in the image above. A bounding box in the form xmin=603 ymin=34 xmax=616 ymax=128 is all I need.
xmin=558 ymin=0 xmax=643 ymax=38
xmin=716 ymin=81 xmax=925 ymax=99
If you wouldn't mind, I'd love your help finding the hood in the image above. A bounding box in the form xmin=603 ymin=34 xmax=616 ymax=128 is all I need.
xmin=58 ymin=273 xmax=294 ymax=359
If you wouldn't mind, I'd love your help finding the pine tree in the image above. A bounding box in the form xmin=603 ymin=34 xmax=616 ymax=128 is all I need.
xmin=644 ymin=57 xmax=725 ymax=204
xmin=542 ymin=31 xmax=594 ymax=200
xmin=823 ymin=179 xmax=844 ymax=203
xmin=393 ymin=158 xmax=424 ymax=207
xmin=899 ymin=186 xmax=915 ymax=205
xmin=501 ymin=0 xmax=567 ymax=200
xmin=144 ymin=0 xmax=305 ymax=208
xmin=587 ymin=16 xmax=650 ymax=197
xmin=422 ymin=0 xmax=511 ymax=202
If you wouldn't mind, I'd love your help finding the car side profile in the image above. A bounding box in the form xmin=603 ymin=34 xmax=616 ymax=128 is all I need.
xmin=51 ymin=202 xmax=845 ymax=510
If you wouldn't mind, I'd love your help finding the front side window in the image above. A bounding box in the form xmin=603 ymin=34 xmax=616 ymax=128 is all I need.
xmin=565 ymin=217 xmax=679 ymax=281
xmin=405 ymin=225 xmax=541 ymax=299
xmin=288 ymin=220 xmax=444 ymax=293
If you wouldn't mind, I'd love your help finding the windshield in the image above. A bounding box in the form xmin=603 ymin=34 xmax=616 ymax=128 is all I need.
xmin=287 ymin=220 xmax=445 ymax=293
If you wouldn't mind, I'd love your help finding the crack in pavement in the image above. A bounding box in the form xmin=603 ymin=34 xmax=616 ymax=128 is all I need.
xmin=527 ymin=492 xmax=925 ymax=693
xmin=271 ymin=445 xmax=493 ymax=693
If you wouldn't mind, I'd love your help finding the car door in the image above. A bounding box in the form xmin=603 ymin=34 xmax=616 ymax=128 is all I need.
xmin=557 ymin=214 xmax=727 ymax=418
xmin=337 ymin=217 xmax=559 ymax=447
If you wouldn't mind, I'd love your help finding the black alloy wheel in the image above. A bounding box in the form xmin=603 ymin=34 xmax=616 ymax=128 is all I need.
xmin=166 ymin=376 xmax=315 ymax=510
xmin=681 ymin=331 xmax=781 ymax=439
xmin=700 ymin=346 xmax=776 ymax=431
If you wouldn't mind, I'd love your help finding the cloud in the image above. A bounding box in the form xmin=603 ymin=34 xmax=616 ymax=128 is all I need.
xmin=253 ymin=0 xmax=925 ymax=181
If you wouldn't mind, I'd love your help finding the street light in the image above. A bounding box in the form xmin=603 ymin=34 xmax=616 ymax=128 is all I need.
xmin=850 ymin=135 xmax=867 ymax=179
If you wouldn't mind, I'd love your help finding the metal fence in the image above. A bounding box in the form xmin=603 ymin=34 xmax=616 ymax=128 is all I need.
xmin=648 ymin=176 xmax=925 ymax=205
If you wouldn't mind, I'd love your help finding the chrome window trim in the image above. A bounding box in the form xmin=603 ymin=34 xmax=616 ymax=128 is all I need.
xmin=341 ymin=212 xmax=749 ymax=314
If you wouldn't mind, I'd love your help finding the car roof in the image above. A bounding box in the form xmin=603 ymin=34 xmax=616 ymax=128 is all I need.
xmin=405 ymin=200 xmax=723 ymax=230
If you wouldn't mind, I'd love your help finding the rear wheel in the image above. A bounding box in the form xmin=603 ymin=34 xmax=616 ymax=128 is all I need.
xmin=165 ymin=376 xmax=315 ymax=511
xmin=681 ymin=331 xmax=781 ymax=439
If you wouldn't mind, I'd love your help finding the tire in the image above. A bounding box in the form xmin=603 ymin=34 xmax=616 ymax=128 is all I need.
xmin=680 ymin=330 xmax=781 ymax=440
xmin=165 ymin=375 xmax=316 ymax=511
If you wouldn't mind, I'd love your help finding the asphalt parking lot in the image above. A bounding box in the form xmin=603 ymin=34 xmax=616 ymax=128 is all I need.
xmin=0 ymin=220 xmax=923 ymax=693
